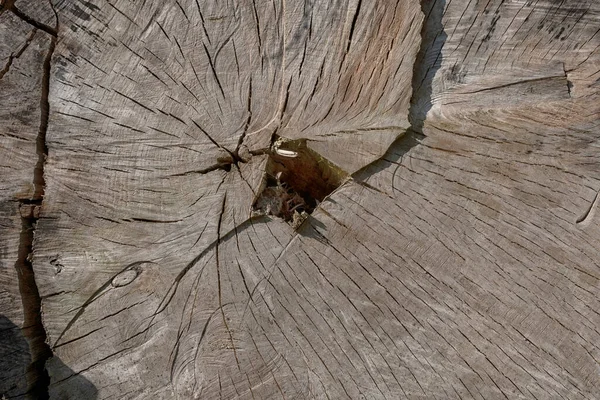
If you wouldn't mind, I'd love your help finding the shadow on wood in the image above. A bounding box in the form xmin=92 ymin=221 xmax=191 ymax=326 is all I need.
xmin=0 ymin=315 xmax=98 ymax=400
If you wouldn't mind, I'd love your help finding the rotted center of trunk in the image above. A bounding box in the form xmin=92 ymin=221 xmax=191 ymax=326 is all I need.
xmin=252 ymin=136 xmax=348 ymax=226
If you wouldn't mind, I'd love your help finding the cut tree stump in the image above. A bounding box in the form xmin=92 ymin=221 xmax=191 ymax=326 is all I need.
xmin=1 ymin=0 xmax=599 ymax=399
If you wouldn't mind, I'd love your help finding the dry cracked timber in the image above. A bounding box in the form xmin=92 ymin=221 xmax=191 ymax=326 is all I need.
xmin=1 ymin=0 xmax=57 ymax=398
xmin=2 ymin=0 xmax=600 ymax=399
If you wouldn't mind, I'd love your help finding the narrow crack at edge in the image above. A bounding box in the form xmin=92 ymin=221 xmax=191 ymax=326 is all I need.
xmin=13 ymin=1 xmax=58 ymax=398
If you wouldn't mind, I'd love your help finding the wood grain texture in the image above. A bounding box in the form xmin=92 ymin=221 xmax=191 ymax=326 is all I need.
xmin=0 ymin=3 xmax=55 ymax=397
xmin=0 ymin=0 xmax=598 ymax=399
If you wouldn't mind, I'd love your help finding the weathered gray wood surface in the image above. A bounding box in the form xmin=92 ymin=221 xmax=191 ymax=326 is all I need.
xmin=0 ymin=1 xmax=56 ymax=398
xmin=1 ymin=0 xmax=599 ymax=399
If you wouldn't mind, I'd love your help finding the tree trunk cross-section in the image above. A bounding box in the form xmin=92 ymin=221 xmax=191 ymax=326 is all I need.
xmin=0 ymin=0 xmax=599 ymax=399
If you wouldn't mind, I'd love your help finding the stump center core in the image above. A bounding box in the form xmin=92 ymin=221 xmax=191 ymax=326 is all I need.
xmin=252 ymin=137 xmax=348 ymax=225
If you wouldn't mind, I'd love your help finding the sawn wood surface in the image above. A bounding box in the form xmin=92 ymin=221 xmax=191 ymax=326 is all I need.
xmin=1 ymin=0 xmax=599 ymax=399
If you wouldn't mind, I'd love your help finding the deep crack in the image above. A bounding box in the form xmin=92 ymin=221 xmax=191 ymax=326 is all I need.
xmin=349 ymin=0 xmax=444 ymax=187
xmin=15 ymin=204 xmax=51 ymax=400
xmin=9 ymin=3 xmax=57 ymax=37
xmin=13 ymin=2 xmax=58 ymax=398
xmin=408 ymin=0 xmax=447 ymax=134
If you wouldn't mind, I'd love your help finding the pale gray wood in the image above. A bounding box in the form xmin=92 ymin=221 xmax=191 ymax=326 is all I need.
xmin=0 ymin=0 xmax=598 ymax=399
xmin=33 ymin=1 xmax=423 ymax=398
